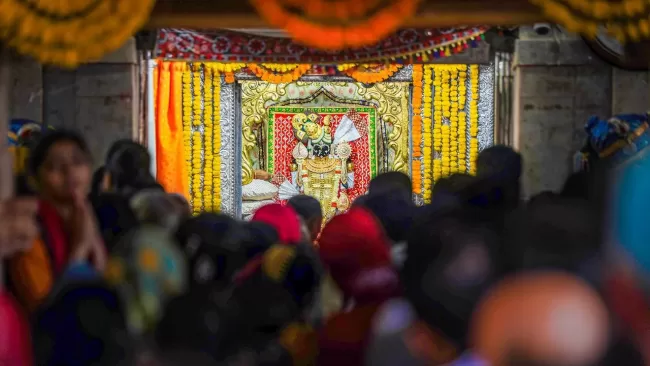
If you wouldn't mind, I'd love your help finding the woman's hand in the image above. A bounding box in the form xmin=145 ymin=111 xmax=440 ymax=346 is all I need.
xmin=69 ymin=191 xmax=106 ymax=271
xmin=0 ymin=197 xmax=39 ymax=256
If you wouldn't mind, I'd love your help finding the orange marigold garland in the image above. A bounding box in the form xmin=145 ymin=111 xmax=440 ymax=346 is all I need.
xmin=340 ymin=64 xmax=403 ymax=84
xmin=250 ymin=0 xmax=422 ymax=50
xmin=248 ymin=64 xmax=311 ymax=83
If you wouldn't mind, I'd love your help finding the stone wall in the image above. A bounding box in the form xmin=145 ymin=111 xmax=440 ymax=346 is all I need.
xmin=514 ymin=27 xmax=648 ymax=197
xmin=9 ymin=38 xmax=139 ymax=167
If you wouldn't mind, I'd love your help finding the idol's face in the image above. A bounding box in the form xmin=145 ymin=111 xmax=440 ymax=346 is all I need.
xmin=313 ymin=143 xmax=330 ymax=157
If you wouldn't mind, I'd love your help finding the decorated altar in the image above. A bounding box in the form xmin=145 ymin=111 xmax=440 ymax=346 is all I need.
xmin=150 ymin=27 xmax=495 ymax=218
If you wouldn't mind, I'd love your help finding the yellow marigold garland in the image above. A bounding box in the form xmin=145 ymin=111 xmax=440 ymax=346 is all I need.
xmin=457 ymin=66 xmax=468 ymax=173
xmin=203 ymin=68 xmax=214 ymax=212
xmin=192 ymin=69 xmax=203 ymax=213
xmin=528 ymin=0 xmax=650 ymax=42
xmin=213 ymin=73 xmax=223 ymax=211
xmin=248 ymin=64 xmax=311 ymax=83
xmin=432 ymin=65 xmax=442 ymax=185
xmin=449 ymin=66 xmax=459 ymax=174
xmin=263 ymin=64 xmax=301 ymax=72
xmin=469 ymin=65 xmax=480 ymax=174
xmin=440 ymin=67 xmax=451 ymax=178
xmin=422 ymin=66 xmax=434 ymax=202
xmin=411 ymin=65 xmax=423 ymax=195
xmin=205 ymin=63 xmax=246 ymax=73
xmin=343 ymin=64 xmax=403 ymax=84
xmin=0 ymin=0 xmax=156 ymax=68
xmin=181 ymin=70 xmax=193 ymax=208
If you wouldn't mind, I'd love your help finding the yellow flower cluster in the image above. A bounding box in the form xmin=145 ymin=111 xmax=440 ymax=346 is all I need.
xmin=431 ymin=65 xmax=473 ymax=181
xmin=179 ymin=64 xmax=224 ymax=214
xmin=432 ymin=66 xmax=442 ymax=183
xmin=422 ymin=66 xmax=434 ymax=203
xmin=440 ymin=67 xmax=451 ymax=177
xmin=182 ymin=71 xmax=193 ymax=206
xmin=203 ymin=70 xmax=215 ymax=212
xmin=205 ymin=63 xmax=246 ymax=73
xmin=213 ymin=73 xmax=223 ymax=211
xmin=0 ymin=0 xmax=155 ymax=68
xmin=192 ymin=69 xmax=203 ymax=214
xmin=263 ymin=64 xmax=301 ymax=72
xmin=469 ymin=65 xmax=480 ymax=174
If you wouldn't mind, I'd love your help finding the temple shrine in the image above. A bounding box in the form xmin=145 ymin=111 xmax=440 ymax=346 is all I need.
xmin=149 ymin=27 xmax=496 ymax=219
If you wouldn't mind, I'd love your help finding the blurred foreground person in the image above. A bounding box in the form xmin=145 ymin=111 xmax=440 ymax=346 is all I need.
xmin=469 ymin=272 xmax=609 ymax=366
xmin=9 ymin=130 xmax=106 ymax=311
xmin=317 ymin=208 xmax=400 ymax=365
xmin=104 ymin=140 xmax=161 ymax=198
xmin=475 ymin=145 xmax=522 ymax=211
xmin=0 ymin=197 xmax=39 ymax=256
xmin=287 ymin=195 xmax=323 ymax=243
xmin=402 ymin=204 xmax=499 ymax=360
xmin=251 ymin=203 xmax=303 ymax=245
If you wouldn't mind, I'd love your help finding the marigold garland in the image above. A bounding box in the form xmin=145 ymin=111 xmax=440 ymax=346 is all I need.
xmin=213 ymin=73 xmax=223 ymax=211
xmin=248 ymin=64 xmax=311 ymax=83
xmin=469 ymin=65 xmax=480 ymax=174
xmin=0 ymin=0 xmax=156 ymax=67
xmin=342 ymin=64 xmax=403 ymax=84
xmin=191 ymin=69 xmax=203 ymax=213
xmin=263 ymin=64 xmax=301 ymax=72
xmin=431 ymin=65 xmax=442 ymax=186
xmin=457 ymin=66 xmax=468 ymax=173
xmin=529 ymin=0 xmax=650 ymax=42
xmin=203 ymin=68 xmax=214 ymax=212
xmin=205 ymin=63 xmax=246 ymax=73
xmin=449 ymin=66 xmax=459 ymax=174
xmin=181 ymin=70 xmax=193 ymax=209
xmin=441 ymin=67 xmax=452 ymax=178
xmin=411 ymin=65 xmax=424 ymax=195
xmin=250 ymin=0 xmax=421 ymax=50
xmin=422 ymin=65 xmax=433 ymax=203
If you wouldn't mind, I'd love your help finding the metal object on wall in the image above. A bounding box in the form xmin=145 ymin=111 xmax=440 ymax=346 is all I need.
xmin=220 ymin=81 xmax=239 ymax=216
xmin=494 ymin=53 xmax=514 ymax=145
xmin=478 ymin=63 xmax=495 ymax=152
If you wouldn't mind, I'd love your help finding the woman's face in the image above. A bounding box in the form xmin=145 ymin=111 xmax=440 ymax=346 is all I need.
xmin=38 ymin=140 xmax=92 ymax=202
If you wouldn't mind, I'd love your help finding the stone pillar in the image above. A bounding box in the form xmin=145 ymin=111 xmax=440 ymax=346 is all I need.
xmin=9 ymin=57 xmax=42 ymax=121
xmin=513 ymin=27 xmax=612 ymax=197
xmin=43 ymin=38 xmax=139 ymax=166
xmin=611 ymin=68 xmax=650 ymax=114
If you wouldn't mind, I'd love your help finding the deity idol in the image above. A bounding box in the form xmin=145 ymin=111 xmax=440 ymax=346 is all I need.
xmin=279 ymin=110 xmax=364 ymax=220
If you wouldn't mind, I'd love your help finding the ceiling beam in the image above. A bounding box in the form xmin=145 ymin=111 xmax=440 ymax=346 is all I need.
xmin=147 ymin=0 xmax=545 ymax=29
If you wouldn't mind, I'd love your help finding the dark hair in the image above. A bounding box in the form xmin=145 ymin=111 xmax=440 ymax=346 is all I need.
xmin=90 ymin=166 xmax=107 ymax=198
xmin=105 ymin=141 xmax=158 ymax=195
xmin=355 ymin=189 xmax=415 ymax=243
xmin=105 ymin=139 xmax=135 ymax=163
xmin=368 ymin=172 xmax=412 ymax=196
xmin=403 ymin=205 xmax=499 ymax=350
xmin=476 ymin=145 xmax=522 ymax=182
xmin=287 ymin=195 xmax=322 ymax=223
xmin=28 ymin=129 xmax=91 ymax=176
xmin=561 ymin=171 xmax=590 ymax=200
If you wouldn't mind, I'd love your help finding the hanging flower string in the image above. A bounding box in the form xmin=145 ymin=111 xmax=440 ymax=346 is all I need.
xmin=340 ymin=64 xmax=403 ymax=84
xmin=528 ymin=0 xmax=650 ymax=42
xmin=0 ymin=0 xmax=156 ymax=67
xmin=411 ymin=65 xmax=424 ymax=195
xmin=449 ymin=66 xmax=459 ymax=174
xmin=422 ymin=65 xmax=433 ymax=203
xmin=203 ymin=68 xmax=214 ymax=212
xmin=469 ymin=65 xmax=480 ymax=174
xmin=181 ymin=70 xmax=193 ymax=209
xmin=249 ymin=0 xmax=422 ymax=50
xmin=248 ymin=64 xmax=312 ymax=83
xmin=213 ymin=72 xmax=223 ymax=211
xmin=457 ymin=65 xmax=468 ymax=173
xmin=191 ymin=68 xmax=203 ymax=214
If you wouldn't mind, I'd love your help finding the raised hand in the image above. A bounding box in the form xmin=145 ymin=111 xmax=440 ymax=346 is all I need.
xmin=69 ymin=191 xmax=106 ymax=271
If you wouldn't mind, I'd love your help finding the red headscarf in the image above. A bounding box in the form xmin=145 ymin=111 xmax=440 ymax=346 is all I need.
xmin=317 ymin=208 xmax=400 ymax=366
xmin=318 ymin=207 xmax=399 ymax=303
xmin=251 ymin=204 xmax=302 ymax=245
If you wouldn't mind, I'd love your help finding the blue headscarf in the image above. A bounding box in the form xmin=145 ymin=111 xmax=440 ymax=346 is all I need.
xmin=583 ymin=113 xmax=650 ymax=276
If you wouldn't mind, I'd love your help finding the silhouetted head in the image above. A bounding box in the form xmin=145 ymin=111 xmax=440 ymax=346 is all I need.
xmin=287 ymin=195 xmax=323 ymax=242
xmin=368 ymin=172 xmax=412 ymax=196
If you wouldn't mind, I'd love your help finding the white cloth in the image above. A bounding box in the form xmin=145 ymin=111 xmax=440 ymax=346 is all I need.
xmin=242 ymin=179 xmax=278 ymax=201
xmin=333 ymin=114 xmax=361 ymax=145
